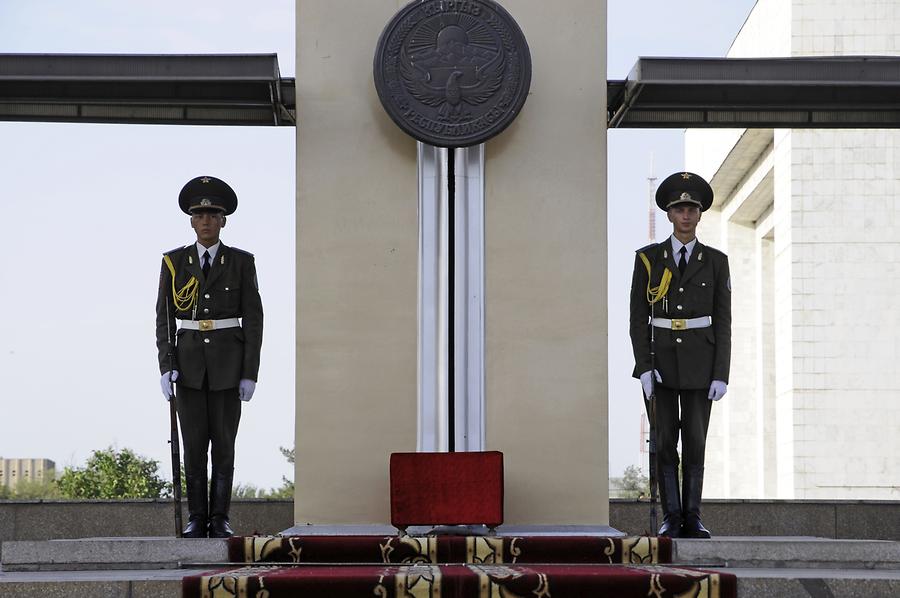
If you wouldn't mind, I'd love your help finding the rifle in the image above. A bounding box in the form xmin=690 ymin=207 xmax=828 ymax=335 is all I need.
xmin=647 ymin=298 xmax=658 ymax=536
xmin=165 ymin=298 xmax=184 ymax=538
xmin=638 ymin=250 xmax=670 ymax=536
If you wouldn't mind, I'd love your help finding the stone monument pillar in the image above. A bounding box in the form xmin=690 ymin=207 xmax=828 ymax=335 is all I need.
xmin=295 ymin=0 xmax=608 ymax=525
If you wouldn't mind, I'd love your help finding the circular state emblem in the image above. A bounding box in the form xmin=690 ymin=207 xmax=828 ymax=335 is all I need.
xmin=374 ymin=0 xmax=532 ymax=148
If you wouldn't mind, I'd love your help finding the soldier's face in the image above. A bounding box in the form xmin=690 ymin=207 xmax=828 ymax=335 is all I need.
xmin=191 ymin=209 xmax=226 ymax=246
xmin=667 ymin=204 xmax=701 ymax=236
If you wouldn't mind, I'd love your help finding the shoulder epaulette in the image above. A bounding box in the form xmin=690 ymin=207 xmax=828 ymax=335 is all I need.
xmin=703 ymin=245 xmax=728 ymax=258
xmin=230 ymin=246 xmax=255 ymax=258
xmin=163 ymin=245 xmax=189 ymax=257
xmin=636 ymin=242 xmax=658 ymax=254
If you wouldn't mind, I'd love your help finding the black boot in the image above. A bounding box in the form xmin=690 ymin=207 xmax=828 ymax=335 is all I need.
xmin=681 ymin=466 xmax=711 ymax=538
xmin=208 ymin=470 xmax=235 ymax=538
xmin=657 ymin=466 xmax=682 ymax=537
xmin=183 ymin=475 xmax=208 ymax=538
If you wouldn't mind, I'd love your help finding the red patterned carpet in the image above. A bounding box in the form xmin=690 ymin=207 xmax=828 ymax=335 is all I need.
xmin=228 ymin=534 xmax=671 ymax=565
xmin=182 ymin=535 xmax=736 ymax=597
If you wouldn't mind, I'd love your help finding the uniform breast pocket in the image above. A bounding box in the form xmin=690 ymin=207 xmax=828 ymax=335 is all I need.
xmin=689 ymin=278 xmax=715 ymax=312
xmin=219 ymin=284 xmax=241 ymax=312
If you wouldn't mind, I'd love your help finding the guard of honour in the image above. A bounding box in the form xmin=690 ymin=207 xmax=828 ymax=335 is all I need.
xmin=155 ymin=176 xmax=264 ymax=538
xmin=630 ymin=172 xmax=732 ymax=538
xmin=152 ymin=172 xmax=726 ymax=539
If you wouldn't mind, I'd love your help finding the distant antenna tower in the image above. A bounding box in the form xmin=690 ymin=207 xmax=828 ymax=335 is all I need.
xmin=647 ymin=153 xmax=657 ymax=242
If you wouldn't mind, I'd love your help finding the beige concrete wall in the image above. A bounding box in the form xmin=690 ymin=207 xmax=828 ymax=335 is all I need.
xmin=295 ymin=0 xmax=609 ymax=524
xmin=295 ymin=0 xmax=418 ymax=524
xmin=484 ymin=0 xmax=609 ymax=524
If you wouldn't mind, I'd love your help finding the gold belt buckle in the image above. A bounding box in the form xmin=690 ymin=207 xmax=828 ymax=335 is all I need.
xmin=198 ymin=319 xmax=214 ymax=331
xmin=671 ymin=319 xmax=687 ymax=330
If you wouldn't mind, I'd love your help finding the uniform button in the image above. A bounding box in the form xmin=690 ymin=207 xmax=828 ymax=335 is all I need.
xmin=204 ymin=293 xmax=210 ymax=299
xmin=679 ymin=287 xmax=684 ymax=292
xmin=204 ymin=338 xmax=210 ymax=344
xmin=676 ymin=338 xmax=682 ymax=344
xmin=204 ymin=308 xmax=210 ymax=314
xmin=677 ymin=305 xmax=683 ymax=310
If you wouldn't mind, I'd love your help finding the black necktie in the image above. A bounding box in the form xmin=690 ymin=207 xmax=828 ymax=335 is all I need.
xmin=202 ymin=250 xmax=211 ymax=277
xmin=678 ymin=246 xmax=687 ymax=276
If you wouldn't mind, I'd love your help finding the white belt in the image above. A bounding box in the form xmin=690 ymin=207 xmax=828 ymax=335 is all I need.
xmin=179 ymin=318 xmax=241 ymax=332
xmin=651 ymin=316 xmax=712 ymax=331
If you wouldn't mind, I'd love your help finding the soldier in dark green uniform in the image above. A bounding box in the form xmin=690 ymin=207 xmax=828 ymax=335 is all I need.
xmin=156 ymin=176 xmax=264 ymax=538
xmin=629 ymin=172 xmax=731 ymax=538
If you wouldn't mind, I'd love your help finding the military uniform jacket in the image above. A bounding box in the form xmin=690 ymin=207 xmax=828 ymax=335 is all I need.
xmin=156 ymin=243 xmax=264 ymax=392
xmin=629 ymin=238 xmax=731 ymax=390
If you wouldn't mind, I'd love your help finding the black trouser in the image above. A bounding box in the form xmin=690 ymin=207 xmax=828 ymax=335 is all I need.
xmin=175 ymin=381 xmax=241 ymax=483
xmin=645 ymin=386 xmax=712 ymax=471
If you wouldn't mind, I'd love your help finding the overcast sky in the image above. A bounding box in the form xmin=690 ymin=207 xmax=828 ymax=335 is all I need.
xmin=0 ymin=0 xmax=756 ymax=490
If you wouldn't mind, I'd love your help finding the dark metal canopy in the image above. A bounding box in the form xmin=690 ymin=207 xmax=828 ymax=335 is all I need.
xmin=0 ymin=53 xmax=295 ymax=126
xmin=608 ymin=56 xmax=900 ymax=129
xmin=5 ymin=54 xmax=900 ymax=130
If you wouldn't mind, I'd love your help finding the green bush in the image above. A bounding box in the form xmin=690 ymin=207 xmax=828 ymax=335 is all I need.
xmin=56 ymin=447 xmax=171 ymax=499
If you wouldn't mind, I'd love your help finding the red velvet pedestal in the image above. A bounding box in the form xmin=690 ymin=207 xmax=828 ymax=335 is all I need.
xmin=390 ymin=451 xmax=504 ymax=529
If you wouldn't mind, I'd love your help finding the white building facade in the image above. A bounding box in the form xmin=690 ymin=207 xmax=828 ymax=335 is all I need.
xmin=0 ymin=458 xmax=55 ymax=490
xmin=686 ymin=0 xmax=900 ymax=499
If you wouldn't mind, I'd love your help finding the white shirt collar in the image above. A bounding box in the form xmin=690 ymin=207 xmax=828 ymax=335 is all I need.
xmin=670 ymin=235 xmax=698 ymax=262
xmin=196 ymin=241 xmax=221 ymax=263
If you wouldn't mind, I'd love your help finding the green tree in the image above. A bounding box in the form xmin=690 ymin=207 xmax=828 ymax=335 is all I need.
xmin=232 ymin=446 xmax=294 ymax=499
xmin=233 ymin=483 xmax=262 ymax=498
xmin=56 ymin=447 xmax=171 ymax=499
xmin=269 ymin=445 xmax=295 ymax=498
xmin=620 ymin=464 xmax=650 ymax=499
xmin=8 ymin=472 xmax=61 ymax=499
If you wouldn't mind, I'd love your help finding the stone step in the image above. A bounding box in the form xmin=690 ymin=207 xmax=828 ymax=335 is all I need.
xmin=1 ymin=538 xmax=227 ymax=572
xmin=0 ymin=569 xmax=199 ymax=598
xmin=675 ymin=536 xmax=900 ymax=569
xmin=5 ymin=536 xmax=900 ymax=574
xmin=1 ymin=567 xmax=899 ymax=598
xmin=731 ymin=567 xmax=900 ymax=597
xmin=7 ymin=535 xmax=900 ymax=573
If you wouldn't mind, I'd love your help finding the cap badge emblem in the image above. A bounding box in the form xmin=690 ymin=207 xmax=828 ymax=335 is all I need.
xmin=200 ymin=198 xmax=212 ymax=207
xmin=680 ymin=192 xmax=692 ymax=202
xmin=681 ymin=173 xmax=692 ymax=180
xmin=200 ymin=177 xmax=211 ymax=184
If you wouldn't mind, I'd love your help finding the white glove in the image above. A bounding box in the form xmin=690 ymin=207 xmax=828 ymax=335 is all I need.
xmin=160 ymin=370 xmax=179 ymax=401
xmin=239 ymin=379 xmax=257 ymax=402
xmin=639 ymin=370 xmax=662 ymax=399
xmin=708 ymin=380 xmax=727 ymax=401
